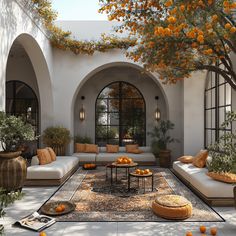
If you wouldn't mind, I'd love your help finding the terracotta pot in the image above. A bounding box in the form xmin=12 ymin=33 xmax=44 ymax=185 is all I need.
xmin=159 ymin=149 xmax=171 ymax=168
xmin=0 ymin=151 xmax=27 ymax=191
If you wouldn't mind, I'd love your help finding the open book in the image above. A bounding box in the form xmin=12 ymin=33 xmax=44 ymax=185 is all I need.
xmin=14 ymin=212 xmax=56 ymax=232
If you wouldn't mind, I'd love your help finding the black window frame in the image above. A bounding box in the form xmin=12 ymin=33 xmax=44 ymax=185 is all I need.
xmin=95 ymin=81 xmax=146 ymax=146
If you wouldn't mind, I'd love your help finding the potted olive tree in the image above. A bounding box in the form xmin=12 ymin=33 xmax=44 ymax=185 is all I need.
xmin=148 ymin=120 xmax=178 ymax=168
xmin=0 ymin=111 xmax=36 ymax=191
xmin=42 ymin=126 xmax=71 ymax=155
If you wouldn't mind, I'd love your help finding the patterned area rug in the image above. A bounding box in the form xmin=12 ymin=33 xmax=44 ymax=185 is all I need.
xmin=39 ymin=167 xmax=224 ymax=222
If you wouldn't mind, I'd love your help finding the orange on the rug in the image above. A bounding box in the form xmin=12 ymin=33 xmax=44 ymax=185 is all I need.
xmin=210 ymin=227 xmax=218 ymax=235
xmin=200 ymin=225 xmax=206 ymax=233
xmin=186 ymin=232 xmax=192 ymax=236
xmin=39 ymin=232 xmax=47 ymax=236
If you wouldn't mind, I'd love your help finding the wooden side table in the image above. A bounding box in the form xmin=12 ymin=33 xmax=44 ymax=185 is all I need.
xmin=128 ymin=172 xmax=154 ymax=193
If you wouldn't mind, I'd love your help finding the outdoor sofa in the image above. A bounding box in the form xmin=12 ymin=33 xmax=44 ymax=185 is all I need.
xmin=25 ymin=155 xmax=79 ymax=186
xmin=73 ymin=146 xmax=156 ymax=165
xmin=172 ymin=160 xmax=236 ymax=206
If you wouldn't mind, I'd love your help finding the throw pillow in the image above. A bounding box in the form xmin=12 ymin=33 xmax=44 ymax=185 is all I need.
xmin=106 ymin=144 xmax=119 ymax=153
xmin=47 ymin=147 xmax=57 ymax=161
xmin=126 ymin=144 xmax=138 ymax=153
xmin=75 ymin=143 xmax=86 ymax=153
xmin=37 ymin=149 xmax=52 ymax=165
xmin=207 ymin=172 xmax=236 ymax=183
xmin=192 ymin=150 xmax=208 ymax=168
xmin=177 ymin=156 xmax=194 ymax=164
xmin=129 ymin=149 xmax=144 ymax=154
xmin=85 ymin=144 xmax=99 ymax=153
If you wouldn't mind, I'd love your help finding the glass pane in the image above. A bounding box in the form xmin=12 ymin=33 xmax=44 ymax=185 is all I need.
xmin=108 ymin=99 xmax=119 ymax=112
xmin=219 ymin=84 xmax=225 ymax=106
xmin=107 ymin=139 xmax=119 ymax=145
xmin=219 ymin=107 xmax=225 ymax=125
xmin=96 ymin=99 xmax=107 ymax=112
xmin=207 ymin=130 xmax=212 ymax=147
xmin=206 ymin=110 xmax=211 ymax=128
xmin=96 ymin=113 xmax=107 ymax=125
xmin=96 ymin=126 xmax=108 ymax=139
xmin=211 ymin=89 xmax=215 ymax=107
xmin=211 ymin=109 xmax=215 ymax=128
xmin=211 ymin=75 xmax=215 ymax=88
xmin=108 ymin=113 xmax=119 ymax=126
xmin=107 ymin=126 xmax=119 ymax=139
xmin=225 ymin=84 xmax=231 ymax=105
xmin=98 ymin=83 xmax=119 ymax=98
xmin=122 ymin=83 xmax=142 ymax=98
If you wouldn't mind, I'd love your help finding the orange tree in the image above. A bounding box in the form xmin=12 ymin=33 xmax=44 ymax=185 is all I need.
xmin=99 ymin=0 xmax=236 ymax=89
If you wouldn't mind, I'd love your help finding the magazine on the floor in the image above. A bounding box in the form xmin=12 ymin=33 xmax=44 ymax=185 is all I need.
xmin=14 ymin=212 xmax=56 ymax=232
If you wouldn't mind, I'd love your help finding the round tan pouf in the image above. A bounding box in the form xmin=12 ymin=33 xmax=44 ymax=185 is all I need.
xmin=152 ymin=194 xmax=192 ymax=220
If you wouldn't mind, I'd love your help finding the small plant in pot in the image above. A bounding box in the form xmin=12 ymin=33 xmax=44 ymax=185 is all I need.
xmin=148 ymin=120 xmax=178 ymax=168
xmin=0 ymin=111 xmax=37 ymax=191
xmin=42 ymin=126 xmax=71 ymax=156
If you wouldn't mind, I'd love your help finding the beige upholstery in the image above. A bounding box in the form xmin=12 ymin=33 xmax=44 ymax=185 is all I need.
xmin=27 ymin=156 xmax=79 ymax=180
xmin=173 ymin=161 xmax=235 ymax=198
xmin=73 ymin=153 xmax=96 ymax=162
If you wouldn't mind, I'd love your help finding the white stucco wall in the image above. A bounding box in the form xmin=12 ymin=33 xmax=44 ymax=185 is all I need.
xmin=0 ymin=0 xmax=54 ymax=132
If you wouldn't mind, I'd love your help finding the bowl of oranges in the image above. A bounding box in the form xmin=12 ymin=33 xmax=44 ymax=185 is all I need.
xmin=83 ymin=163 xmax=97 ymax=170
xmin=115 ymin=156 xmax=133 ymax=165
xmin=134 ymin=168 xmax=152 ymax=176
xmin=40 ymin=201 xmax=76 ymax=216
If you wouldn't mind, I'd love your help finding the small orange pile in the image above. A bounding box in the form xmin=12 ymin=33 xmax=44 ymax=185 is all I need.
xmin=116 ymin=156 xmax=133 ymax=164
xmin=55 ymin=203 xmax=66 ymax=213
xmin=185 ymin=226 xmax=217 ymax=236
xmin=83 ymin=163 xmax=96 ymax=169
xmin=39 ymin=232 xmax=47 ymax=236
xmin=135 ymin=168 xmax=152 ymax=175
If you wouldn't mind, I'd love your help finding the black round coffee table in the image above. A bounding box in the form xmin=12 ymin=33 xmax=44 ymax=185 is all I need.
xmin=128 ymin=172 xmax=154 ymax=193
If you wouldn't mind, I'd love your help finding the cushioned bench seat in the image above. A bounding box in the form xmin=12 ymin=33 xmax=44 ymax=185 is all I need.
xmin=25 ymin=156 xmax=79 ymax=186
xmin=173 ymin=161 xmax=235 ymax=206
xmin=73 ymin=146 xmax=155 ymax=165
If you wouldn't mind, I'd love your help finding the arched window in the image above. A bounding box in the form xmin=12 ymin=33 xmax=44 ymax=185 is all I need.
xmin=204 ymin=65 xmax=232 ymax=148
xmin=95 ymin=81 xmax=146 ymax=146
xmin=6 ymin=81 xmax=39 ymax=136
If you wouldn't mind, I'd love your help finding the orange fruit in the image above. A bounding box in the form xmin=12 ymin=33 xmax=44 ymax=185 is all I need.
xmin=39 ymin=232 xmax=47 ymax=236
xmin=210 ymin=227 xmax=217 ymax=235
xmin=200 ymin=225 xmax=206 ymax=233
xmin=55 ymin=206 xmax=63 ymax=212
xmin=186 ymin=232 xmax=193 ymax=236
xmin=140 ymin=170 xmax=144 ymax=175
xmin=60 ymin=204 xmax=66 ymax=211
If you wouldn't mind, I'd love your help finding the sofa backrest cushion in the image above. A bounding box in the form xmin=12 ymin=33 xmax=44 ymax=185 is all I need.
xmin=106 ymin=144 xmax=119 ymax=153
xmin=47 ymin=147 xmax=57 ymax=161
xmin=192 ymin=150 xmax=208 ymax=168
xmin=126 ymin=144 xmax=138 ymax=153
xmin=85 ymin=144 xmax=99 ymax=153
xmin=75 ymin=143 xmax=86 ymax=153
xmin=31 ymin=155 xmax=39 ymax=166
xmin=37 ymin=148 xmax=52 ymax=165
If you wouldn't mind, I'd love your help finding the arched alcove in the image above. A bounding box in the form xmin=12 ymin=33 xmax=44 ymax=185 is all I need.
xmin=73 ymin=63 xmax=168 ymax=146
xmin=5 ymin=33 xmax=53 ymax=134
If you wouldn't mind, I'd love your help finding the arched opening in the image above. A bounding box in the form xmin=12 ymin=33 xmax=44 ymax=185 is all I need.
xmin=5 ymin=34 xmax=53 ymax=135
xmin=73 ymin=64 xmax=168 ymax=147
xmin=95 ymin=81 xmax=146 ymax=146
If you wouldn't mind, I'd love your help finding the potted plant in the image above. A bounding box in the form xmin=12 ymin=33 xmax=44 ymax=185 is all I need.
xmin=0 ymin=111 xmax=36 ymax=191
xmin=207 ymin=111 xmax=236 ymax=174
xmin=148 ymin=120 xmax=178 ymax=168
xmin=42 ymin=126 xmax=71 ymax=156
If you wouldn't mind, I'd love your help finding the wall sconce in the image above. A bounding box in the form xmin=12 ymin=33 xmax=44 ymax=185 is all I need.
xmin=79 ymin=96 xmax=85 ymax=121
xmin=155 ymin=96 xmax=161 ymax=121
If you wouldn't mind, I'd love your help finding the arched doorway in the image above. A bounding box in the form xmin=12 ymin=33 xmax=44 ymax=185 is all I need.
xmin=95 ymin=81 xmax=146 ymax=146
xmin=6 ymin=81 xmax=39 ymax=135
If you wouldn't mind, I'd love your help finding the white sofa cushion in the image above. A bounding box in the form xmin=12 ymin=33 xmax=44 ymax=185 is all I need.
xmin=173 ymin=161 xmax=235 ymax=198
xmin=96 ymin=152 xmax=155 ymax=162
xmin=27 ymin=156 xmax=79 ymax=180
xmin=73 ymin=153 xmax=96 ymax=162
xmin=31 ymin=155 xmax=40 ymax=166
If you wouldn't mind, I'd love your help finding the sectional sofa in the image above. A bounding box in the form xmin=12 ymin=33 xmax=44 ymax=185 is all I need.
xmin=172 ymin=161 xmax=236 ymax=206
xmin=73 ymin=146 xmax=156 ymax=165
